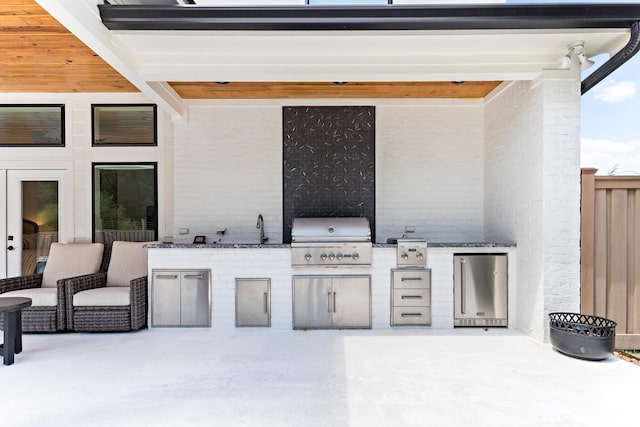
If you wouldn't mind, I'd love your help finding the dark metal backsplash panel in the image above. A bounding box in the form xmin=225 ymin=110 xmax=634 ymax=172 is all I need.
xmin=283 ymin=106 xmax=375 ymax=243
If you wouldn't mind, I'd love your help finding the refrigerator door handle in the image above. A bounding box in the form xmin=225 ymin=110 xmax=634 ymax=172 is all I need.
xmin=460 ymin=258 xmax=466 ymax=314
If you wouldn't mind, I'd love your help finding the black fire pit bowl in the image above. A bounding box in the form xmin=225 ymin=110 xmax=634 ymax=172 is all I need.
xmin=549 ymin=312 xmax=617 ymax=361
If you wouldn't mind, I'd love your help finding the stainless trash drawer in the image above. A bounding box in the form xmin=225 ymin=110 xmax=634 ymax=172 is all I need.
xmin=391 ymin=269 xmax=431 ymax=289
xmin=392 ymin=288 xmax=431 ymax=307
xmin=392 ymin=307 xmax=431 ymax=326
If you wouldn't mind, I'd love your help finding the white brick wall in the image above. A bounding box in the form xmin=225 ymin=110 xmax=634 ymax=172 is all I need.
xmin=484 ymin=79 xmax=581 ymax=341
xmin=173 ymin=99 xmax=485 ymax=244
xmin=172 ymin=105 xmax=283 ymax=244
xmin=376 ymin=103 xmax=485 ymax=243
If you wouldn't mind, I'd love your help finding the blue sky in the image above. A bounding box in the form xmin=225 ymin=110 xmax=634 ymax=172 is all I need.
xmin=507 ymin=0 xmax=640 ymax=175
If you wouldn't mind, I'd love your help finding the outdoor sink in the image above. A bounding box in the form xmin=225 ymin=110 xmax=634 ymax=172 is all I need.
xmin=386 ymin=237 xmax=425 ymax=244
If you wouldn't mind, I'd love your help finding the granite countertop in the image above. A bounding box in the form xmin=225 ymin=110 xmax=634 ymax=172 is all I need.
xmin=145 ymin=242 xmax=516 ymax=249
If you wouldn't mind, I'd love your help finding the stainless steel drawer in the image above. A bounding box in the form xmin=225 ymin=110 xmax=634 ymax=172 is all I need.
xmin=393 ymin=288 xmax=430 ymax=307
xmin=392 ymin=307 xmax=431 ymax=326
xmin=392 ymin=269 xmax=431 ymax=289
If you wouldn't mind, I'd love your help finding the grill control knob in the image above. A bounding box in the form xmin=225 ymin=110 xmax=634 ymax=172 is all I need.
xmin=401 ymin=252 xmax=409 ymax=260
xmin=320 ymin=253 xmax=328 ymax=261
xmin=416 ymin=252 xmax=424 ymax=260
xmin=328 ymin=253 xmax=336 ymax=261
xmin=304 ymin=253 xmax=312 ymax=261
xmin=352 ymin=252 xmax=359 ymax=261
xmin=336 ymin=253 xmax=343 ymax=260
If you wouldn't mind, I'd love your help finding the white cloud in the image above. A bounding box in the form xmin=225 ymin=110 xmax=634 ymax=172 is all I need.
xmin=593 ymin=81 xmax=637 ymax=103
xmin=581 ymin=138 xmax=640 ymax=175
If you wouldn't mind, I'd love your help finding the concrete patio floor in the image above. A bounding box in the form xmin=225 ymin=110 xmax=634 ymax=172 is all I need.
xmin=2 ymin=328 xmax=639 ymax=427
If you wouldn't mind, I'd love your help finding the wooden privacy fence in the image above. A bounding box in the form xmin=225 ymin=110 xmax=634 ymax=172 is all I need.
xmin=581 ymin=168 xmax=640 ymax=349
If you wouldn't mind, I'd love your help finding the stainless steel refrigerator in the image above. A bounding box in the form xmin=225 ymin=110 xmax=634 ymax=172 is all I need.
xmin=454 ymin=254 xmax=507 ymax=327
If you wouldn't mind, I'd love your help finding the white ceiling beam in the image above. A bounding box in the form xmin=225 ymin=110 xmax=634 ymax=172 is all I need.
xmin=36 ymin=0 xmax=187 ymax=120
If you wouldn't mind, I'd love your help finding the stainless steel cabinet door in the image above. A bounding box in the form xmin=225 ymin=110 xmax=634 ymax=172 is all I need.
xmin=333 ymin=276 xmax=371 ymax=329
xmin=293 ymin=276 xmax=332 ymax=329
xmin=180 ymin=271 xmax=211 ymax=327
xmin=236 ymin=278 xmax=270 ymax=327
xmin=152 ymin=271 xmax=181 ymax=326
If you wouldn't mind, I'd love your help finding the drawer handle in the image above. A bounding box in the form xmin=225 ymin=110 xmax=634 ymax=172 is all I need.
xmin=401 ymin=313 xmax=423 ymax=317
xmin=184 ymin=275 xmax=204 ymax=279
xmin=263 ymin=292 xmax=268 ymax=313
xmin=401 ymin=295 xmax=423 ymax=300
xmin=156 ymin=274 xmax=178 ymax=279
xmin=401 ymin=277 xmax=423 ymax=282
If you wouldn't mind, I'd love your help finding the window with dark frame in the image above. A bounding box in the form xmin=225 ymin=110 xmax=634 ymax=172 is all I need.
xmin=92 ymin=104 xmax=157 ymax=146
xmin=92 ymin=163 xmax=158 ymax=244
xmin=0 ymin=105 xmax=65 ymax=147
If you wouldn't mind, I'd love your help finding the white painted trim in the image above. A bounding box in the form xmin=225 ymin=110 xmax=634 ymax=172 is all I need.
xmin=0 ymin=171 xmax=6 ymax=278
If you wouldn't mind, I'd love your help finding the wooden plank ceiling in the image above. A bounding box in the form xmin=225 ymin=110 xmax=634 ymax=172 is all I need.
xmin=0 ymin=0 xmax=137 ymax=92
xmin=0 ymin=1 xmax=501 ymax=98
xmin=170 ymin=81 xmax=502 ymax=99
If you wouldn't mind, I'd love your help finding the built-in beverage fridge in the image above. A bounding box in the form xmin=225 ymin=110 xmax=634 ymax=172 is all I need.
xmin=454 ymin=254 xmax=508 ymax=327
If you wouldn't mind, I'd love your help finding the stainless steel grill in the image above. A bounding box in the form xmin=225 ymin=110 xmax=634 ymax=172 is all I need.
xmin=291 ymin=217 xmax=372 ymax=266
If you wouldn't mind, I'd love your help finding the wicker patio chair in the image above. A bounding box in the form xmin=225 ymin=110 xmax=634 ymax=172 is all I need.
xmin=66 ymin=241 xmax=150 ymax=332
xmin=0 ymin=243 xmax=107 ymax=332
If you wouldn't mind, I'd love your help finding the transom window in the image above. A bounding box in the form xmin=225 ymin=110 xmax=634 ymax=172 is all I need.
xmin=92 ymin=104 xmax=157 ymax=146
xmin=0 ymin=105 xmax=64 ymax=147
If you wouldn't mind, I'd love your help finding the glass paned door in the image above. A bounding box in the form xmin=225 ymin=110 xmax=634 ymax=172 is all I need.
xmin=20 ymin=181 xmax=59 ymax=275
xmin=4 ymin=170 xmax=67 ymax=278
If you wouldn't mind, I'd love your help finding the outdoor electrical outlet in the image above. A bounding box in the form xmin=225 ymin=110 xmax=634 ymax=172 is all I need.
xmin=405 ymin=226 xmax=416 ymax=233
xmin=179 ymin=228 xmax=189 ymax=235
xmin=217 ymin=228 xmax=226 ymax=235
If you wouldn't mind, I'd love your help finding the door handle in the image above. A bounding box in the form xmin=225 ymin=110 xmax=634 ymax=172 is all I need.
xmin=328 ymin=292 xmax=332 ymax=313
xmin=460 ymin=258 xmax=466 ymax=315
xmin=7 ymin=246 xmax=15 ymax=251
xmin=263 ymin=292 xmax=268 ymax=313
xmin=333 ymin=292 xmax=337 ymax=313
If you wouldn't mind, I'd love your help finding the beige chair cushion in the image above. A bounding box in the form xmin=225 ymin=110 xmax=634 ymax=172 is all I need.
xmin=107 ymin=241 xmax=149 ymax=287
xmin=1 ymin=288 xmax=58 ymax=306
xmin=41 ymin=243 xmax=104 ymax=288
xmin=73 ymin=287 xmax=130 ymax=307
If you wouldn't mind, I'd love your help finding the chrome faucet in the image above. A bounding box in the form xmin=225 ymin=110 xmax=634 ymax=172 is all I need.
xmin=256 ymin=214 xmax=268 ymax=244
